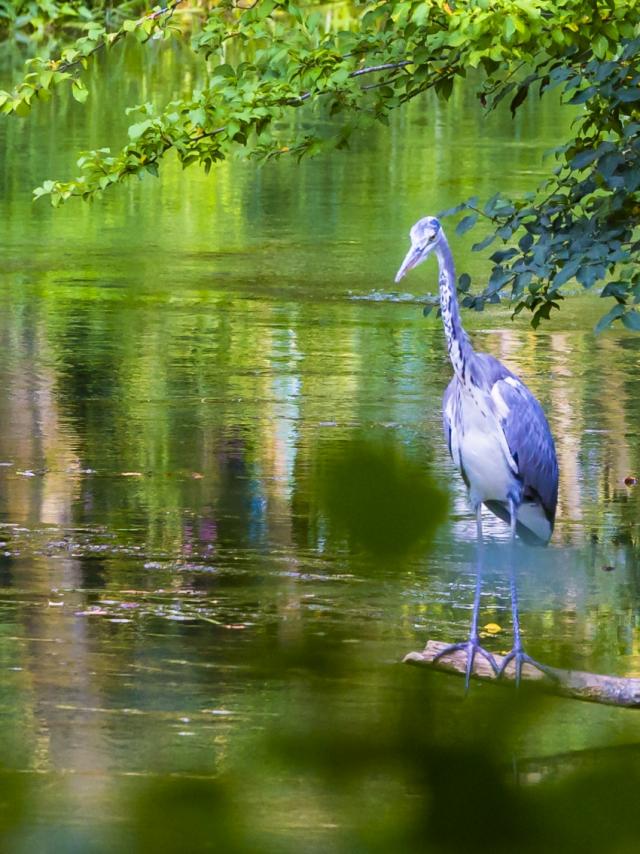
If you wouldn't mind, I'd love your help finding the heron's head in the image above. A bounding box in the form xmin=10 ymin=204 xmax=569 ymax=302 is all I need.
xmin=394 ymin=216 xmax=443 ymax=283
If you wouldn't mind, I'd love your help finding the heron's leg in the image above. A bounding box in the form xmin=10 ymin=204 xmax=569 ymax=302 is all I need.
xmin=497 ymin=500 xmax=554 ymax=686
xmin=433 ymin=505 xmax=499 ymax=690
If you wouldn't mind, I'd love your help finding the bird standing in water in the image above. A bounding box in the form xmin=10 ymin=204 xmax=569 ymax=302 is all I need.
xmin=395 ymin=216 xmax=559 ymax=686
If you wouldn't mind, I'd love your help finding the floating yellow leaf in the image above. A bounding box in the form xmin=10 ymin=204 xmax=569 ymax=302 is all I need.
xmin=483 ymin=622 xmax=502 ymax=635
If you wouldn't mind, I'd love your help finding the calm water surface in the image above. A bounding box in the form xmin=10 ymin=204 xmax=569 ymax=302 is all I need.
xmin=1 ymin=40 xmax=640 ymax=842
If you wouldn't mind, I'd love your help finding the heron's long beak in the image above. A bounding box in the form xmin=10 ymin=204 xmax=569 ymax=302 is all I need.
xmin=394 ymin=243 xmax=429 ymax=283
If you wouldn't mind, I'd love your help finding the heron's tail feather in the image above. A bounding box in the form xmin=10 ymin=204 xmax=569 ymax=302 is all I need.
xmin=484 ymin=500 xmax=552 ymax=547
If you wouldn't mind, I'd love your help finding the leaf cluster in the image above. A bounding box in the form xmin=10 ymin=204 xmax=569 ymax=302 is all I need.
xmin=442 ymin=34 xmax=640 ymax=332
xmin=0 ymin=0 xmax=183 ymax=117
xmin=0 ymin=0 xmax=151 ymax=44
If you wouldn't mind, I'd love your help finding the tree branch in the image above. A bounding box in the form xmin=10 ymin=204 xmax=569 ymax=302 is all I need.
xmin=405 ymin=640 xmax=640 ymax=708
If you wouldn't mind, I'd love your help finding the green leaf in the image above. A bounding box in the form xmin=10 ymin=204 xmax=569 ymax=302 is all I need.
xmin=438 ymin=202 xmax=467 ymax=218
xmin=552 ymin=257 xmax=581 ymax=288
xmin=622 ymin=310 xmax=640 ymax=331
xmin=617 ymin=88 xmax=640 ymax=102
xmin=434 ymin=77 xmax=454 ymax=100
xmin=601 ymin=282 xmax=628 ymax=301
xmin=456 ymin=214 xmax=478 ymax=236
xmin=14 ymin=99 xmax=31 ymax=118
xmin=490 ymin=248 xmax=518 ymax=263
xmin=592 ymin=34 xmax=609 ymax=60
xmin=128 ymin=120 xmax=151 ymax=140
xmin=471 ymin=233 xmax=496 ymax=252
xmin=594 ymin=303 xmax=624 ymax=334
xmin=188 ymin=107 xmax=206 ymax=127
xmin=72 ymin=81 xmax=88 ymax=103
xmin=576 ymin=265 xmax=598 ymax=289
xmin=39 ymin=70 xmax=53 ymax=90
xmin=597 ymin=151 xmax=622 ymax=180
xmin=571 ymin=148 xmax=599 ymax=170
xmin=568 ymin=86 xmax=596 ymax=105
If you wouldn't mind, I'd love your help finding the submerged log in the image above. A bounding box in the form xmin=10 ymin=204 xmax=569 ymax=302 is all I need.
xmin=404 ymin=640 xmax=640 ymax=709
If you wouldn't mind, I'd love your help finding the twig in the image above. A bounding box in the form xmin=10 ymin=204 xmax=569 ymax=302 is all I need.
xmin=465 ymin=204 xmax=499 ymax=223
xmin=351 ymin=60 xmax=412 ymax=77
xmin=282 ymin=60 xmax=412 ymax=105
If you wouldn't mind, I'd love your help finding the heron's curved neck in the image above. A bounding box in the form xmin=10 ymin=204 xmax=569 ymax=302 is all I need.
xmin=435 ymin=236 xmax=474 ymax=379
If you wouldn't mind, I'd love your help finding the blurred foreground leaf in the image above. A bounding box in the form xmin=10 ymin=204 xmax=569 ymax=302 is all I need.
xmin=2 ymin=639 xmax=640 ymax=852
xmin=318 ymin=436 xmax=448 ymax=558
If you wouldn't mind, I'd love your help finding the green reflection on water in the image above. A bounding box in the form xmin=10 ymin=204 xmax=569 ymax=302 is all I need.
xmin=1 ymin=38 xmax=640 ymax=847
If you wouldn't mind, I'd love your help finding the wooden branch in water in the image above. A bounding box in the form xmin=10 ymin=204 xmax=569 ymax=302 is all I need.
xmin=403 ymin=640 xmax=640 ymax=709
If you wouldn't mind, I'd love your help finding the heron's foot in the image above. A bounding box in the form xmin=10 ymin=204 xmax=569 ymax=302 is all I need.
xmin=433 ymin=637 xmax=499 ymax=691
xmin=497 ymin=648 xmax=557 ymax=687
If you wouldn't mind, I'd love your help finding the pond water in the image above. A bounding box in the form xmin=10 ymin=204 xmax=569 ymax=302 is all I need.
xmin=1 ymin=38 xmax=640 ymax=849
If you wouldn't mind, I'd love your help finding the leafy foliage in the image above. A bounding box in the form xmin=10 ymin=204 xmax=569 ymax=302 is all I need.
xmin=2 ymin=0 xmax=640 ymax=328
xmin=0 ymin=0 xmax=150 ymax=42
xmin=443 ymin=34 xmax=640 ymax=332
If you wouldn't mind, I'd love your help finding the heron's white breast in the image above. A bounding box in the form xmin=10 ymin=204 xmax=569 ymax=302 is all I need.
xmin=457 ymin=392 xmax=514 ymax=505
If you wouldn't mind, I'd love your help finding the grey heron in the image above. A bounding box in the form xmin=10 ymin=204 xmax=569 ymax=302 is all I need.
xmin=395 ymin=216 xmax=559 ymax=687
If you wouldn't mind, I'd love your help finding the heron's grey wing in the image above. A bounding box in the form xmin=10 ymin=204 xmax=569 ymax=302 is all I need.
xmin=490 ymin=373 xmax=559 ymax=524
xmin=442 ymin=376 xmax=462 ymax=471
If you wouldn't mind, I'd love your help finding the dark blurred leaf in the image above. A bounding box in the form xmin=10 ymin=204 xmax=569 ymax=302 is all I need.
xmin=509 ymin=83 xmax=529 ymax=116
xmin=458 ymin=273 xmax=471 ymax=292
xmin=490 ymin=248 xmax=518 ymax=264
xmin=518 ymin=233 xmax=534 ymax=252
xmin=130 ymin=778 xmax=247 ymax=854
xmin=318 ymin=436 xmax=448 ymax=558
xmin=531 ymin=300 xmax=559 ymax=328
